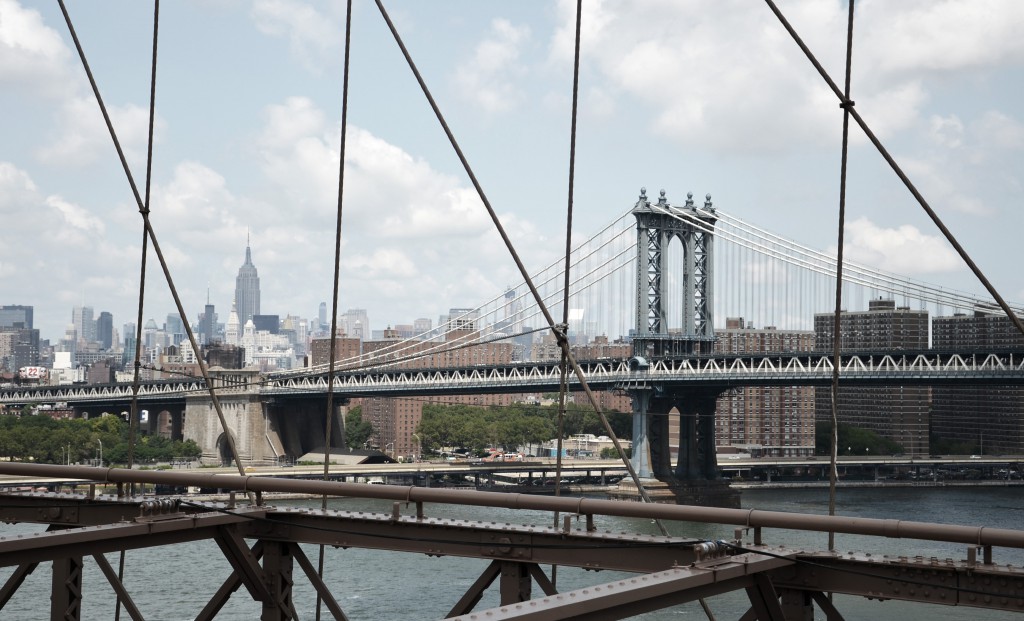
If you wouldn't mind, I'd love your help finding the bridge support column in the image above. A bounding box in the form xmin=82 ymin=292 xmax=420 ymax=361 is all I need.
xmin=674 ymin=391 xmax=720 ymax=481
xmin=630 ymin=390 xmax=654 ymax=479
xmin=50 ymin=555 xmax=83 ymax=621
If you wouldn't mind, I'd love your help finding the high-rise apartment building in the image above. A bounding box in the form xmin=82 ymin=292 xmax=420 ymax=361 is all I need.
xmin=931 ymin=308 xmax=1024 ymax=454
xmin=234 ymin=242 xmax=261 ymax=325
xmin=714 ymin=318 xmax=816 ymax=457
xmin=340 ymin=309 xmax=370 ymax=341
xmin=813 ymin=299 xmax=930 ymax=455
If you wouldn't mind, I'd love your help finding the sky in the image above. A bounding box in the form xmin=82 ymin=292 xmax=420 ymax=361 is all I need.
xmin=2 ymin=0 xmax=1023 ymax=344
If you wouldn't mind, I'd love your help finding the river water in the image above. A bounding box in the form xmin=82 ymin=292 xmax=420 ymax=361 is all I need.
xmin=1 ymin=486 xmax=1022 ymax=620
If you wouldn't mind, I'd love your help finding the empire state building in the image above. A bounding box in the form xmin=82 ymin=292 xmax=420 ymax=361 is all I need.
xmin=234 ymin=242 xmax=260 ymax=325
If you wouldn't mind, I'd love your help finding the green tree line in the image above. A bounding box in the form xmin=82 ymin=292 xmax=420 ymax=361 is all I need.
xmin=0 ymin=414 xmax=201 ymax=465
xmin=413 ymin=403 xmax=632 ymax=455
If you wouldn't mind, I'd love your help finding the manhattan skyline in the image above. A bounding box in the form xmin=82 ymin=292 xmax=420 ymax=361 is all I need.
xmin=2 ymin=2 xmax=1023 ymax=343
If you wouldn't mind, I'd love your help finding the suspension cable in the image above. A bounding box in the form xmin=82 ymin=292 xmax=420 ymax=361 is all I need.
xmin=828 ymin=0 xmax=856 ymax=554
xmin=57 ymin=0 xmax=252 ymax=497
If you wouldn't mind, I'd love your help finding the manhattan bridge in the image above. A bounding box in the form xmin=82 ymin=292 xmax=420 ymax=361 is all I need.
xmin=1 ymin=2 xmax=1024 ymax=620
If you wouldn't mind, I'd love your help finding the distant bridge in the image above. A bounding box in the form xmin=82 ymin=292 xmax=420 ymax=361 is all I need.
xmin=3 ymin=349 xmax=1023 ymax=408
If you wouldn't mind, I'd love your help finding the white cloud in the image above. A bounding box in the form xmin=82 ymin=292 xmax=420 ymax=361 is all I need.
xmin=547 ymin=0 xmax=1024 ymax=152
xmin=35 ymin=97 xmax=161 ymax=168
xmin=928 ymin=114 xmax=964 ymax=149
xmin=970 ymin=110 xmax=1024 ymax=151
xmin=0 ymin=0 xmax=75 ymax=96
xmin=454 ymin=18 xmax=531 ymax=114
xmin=250 ymin=0 xmax=341 ymax=73
xmin=841 ymin=218 xmax=960 ymax=275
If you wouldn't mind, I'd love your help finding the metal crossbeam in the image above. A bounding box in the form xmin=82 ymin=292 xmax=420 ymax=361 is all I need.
xmin=448 ymin=552 xmax=795 ymax=621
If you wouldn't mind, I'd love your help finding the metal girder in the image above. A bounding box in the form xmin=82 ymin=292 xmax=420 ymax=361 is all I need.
xmin=447 ymin=560 xmax=502 ymax=617
xmin=51 ymin=555 xmax=83 ymax=621
xmin=92 ymin=554 xmax=145 ymax=621
xmin=447 ymin=551 xmax=796 ymax=621
xmin=744 ymin=573 xmax=786 ymax=621
xmin=289 ymin=543 xmax=349 ymax=621
xmin=195 ymin=540 xmax=264 ymax=621
xmin=0 ymin=562 xmax=37 ymax=610
xmin=239 ymin=509 xmax=700 ymax=573
xmin=769 ymin=552 xmax=1024 ymax=613
xmin=0 ymin=509 xmax=260 ymax=568
xmin=260 ymin=540 xmax=297 ymax=621
xmin=213 ymin=526 xmax=272 ymax=603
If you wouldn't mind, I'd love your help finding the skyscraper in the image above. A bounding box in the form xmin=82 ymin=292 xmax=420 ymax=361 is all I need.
xmin=72 ymin=306 xmax=96 ymax=343
xmin=234 ymin=240 xmax=260 ymax=325
xmin=96 ymin=311 xmax=113 ymax=350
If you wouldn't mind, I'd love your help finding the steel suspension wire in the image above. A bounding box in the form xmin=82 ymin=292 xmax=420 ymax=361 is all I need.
xmin=828 ymin=0 xmax=856 ymax=554
xmin=118 ymin=2 xmax=162 ymax=619
xmin=316 ymin=2 xmax=354 ymax=619
xmin=762 ymin=0 xmax=1024 ymax=340
xmin=552 ymin=0 xmax=583 ymax=546
xmin=56 ymin=1 xmax=253 ymax=496
xmin=373 ymin=0 xmax=661 ymax=511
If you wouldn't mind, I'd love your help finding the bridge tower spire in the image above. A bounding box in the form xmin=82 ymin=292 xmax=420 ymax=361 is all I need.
xmin=622 ymin=188 xmax=735 ymax=506
xmin=632 ymin=187 xmax=717 ymax=357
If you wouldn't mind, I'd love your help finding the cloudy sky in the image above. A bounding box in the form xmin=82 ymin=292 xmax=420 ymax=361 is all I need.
xmin=2 ymin=0 xmax=1023 ymax=343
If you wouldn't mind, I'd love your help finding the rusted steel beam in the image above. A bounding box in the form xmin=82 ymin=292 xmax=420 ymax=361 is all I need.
xmin=744 ymin=573 xmax=785 ymax=621
xmin=0 ymin=562 xmax=37 ymax=611
xmin=769 ymin=551 xmax=1024 ymax=613
xmin=500 ymin=560 xmax=532 ymax=606
xmin=0 ymin=510 xmax=260 ymax=567
xmin=240 ymin=509 xmax=699 ymax=573
xmin=92 ymin=553 xmax=146 ymax=621
xmin=213 ymin=526 xmax=272 ymax=603
xmin=447 ymin=560 xmax=501 ymax=618
xmin=195 ymin=540 xmax=264 ymax=621
xmin=448 ymin=552 xmax=796 ymax=621
xmin=3 ymin=463 xmax=1023 ymax=549
xmin=260 ymin=540 xmax=298 ymax=621
xmin=809 ymin=591 xmax=846 ymax=621
xmin=288 ymin=542 xmax=349 ymax=621
xmin=51 ymin=555 xmax=84 ymax=621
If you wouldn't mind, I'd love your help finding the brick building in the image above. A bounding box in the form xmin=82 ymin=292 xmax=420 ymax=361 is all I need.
xmin=813 ymin=299 xmax=930 ymax=455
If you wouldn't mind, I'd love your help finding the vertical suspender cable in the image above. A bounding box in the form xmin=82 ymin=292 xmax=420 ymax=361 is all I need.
xmin=763 ymin=0 xmax=1024 ymax=340
xmin=317 ymin=2 xmax=354 ymax=619
xmin=553 ymin=0 xmax=583 ymax=544
xmin=373 ymin=0 xmax=664 ymax=516
xmin=828 ymin=0 xmax=856 ymax=552
xmin=58 ymin=0 xmax=252 ymax=499
xmin=117 ymin=2 xmax=161 ymax=619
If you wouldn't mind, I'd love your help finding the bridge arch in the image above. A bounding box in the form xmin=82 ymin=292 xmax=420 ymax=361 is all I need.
xmin=216 ymin=431 xmax=239 ymax=466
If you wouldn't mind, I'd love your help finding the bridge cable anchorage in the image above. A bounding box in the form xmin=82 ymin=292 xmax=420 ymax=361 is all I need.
xmin=829 ymin=0 xmax=856 ymax=554
xmin=317 ymin=2 xmax=354 ymax=617
xmin=57 ymin=0 xmax=253 ymax=501
xmin=374 ymin=0 xmax=662 ymax=526
xmin=763 ymin=0 xmax=1024 ymax=339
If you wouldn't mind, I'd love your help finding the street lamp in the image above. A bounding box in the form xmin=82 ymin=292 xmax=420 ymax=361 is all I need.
xmin=411 ymin=433 xmax=421 ymax=462
xmin=97 ymin=439 xmax=103 ymax=467
xmin=385 ymin=442 xmax=394 ymax=459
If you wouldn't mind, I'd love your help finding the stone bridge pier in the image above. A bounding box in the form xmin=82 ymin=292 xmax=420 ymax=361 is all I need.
xmin=183 ymin=369 xmax=346 ymax=465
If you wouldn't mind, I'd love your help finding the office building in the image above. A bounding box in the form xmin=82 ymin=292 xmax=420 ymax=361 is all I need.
xmin=234 ymin=241 xmax=261 ymax=325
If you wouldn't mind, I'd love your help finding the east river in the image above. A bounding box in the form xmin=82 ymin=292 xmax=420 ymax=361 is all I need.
xmin=1 ymin=486 xmax=1022 ymax=620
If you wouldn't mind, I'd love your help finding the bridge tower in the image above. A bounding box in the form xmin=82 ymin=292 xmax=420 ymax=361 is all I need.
xmin=623 ymin=188 xmax=733 ymax=505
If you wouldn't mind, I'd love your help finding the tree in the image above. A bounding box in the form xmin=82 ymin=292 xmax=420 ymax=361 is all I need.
xmin=343 ymin=406 xmax=374 ymax=450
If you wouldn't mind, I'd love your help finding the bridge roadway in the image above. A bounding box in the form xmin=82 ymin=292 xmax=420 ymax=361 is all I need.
xmin=2 ymin=348 xmax=1024 ymax=407
xmin=2 ymin=455 xmax=1018 ymax=489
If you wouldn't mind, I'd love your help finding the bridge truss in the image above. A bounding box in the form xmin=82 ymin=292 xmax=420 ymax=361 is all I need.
xmin=1 ymin=463 xmax=1023 ymax=620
